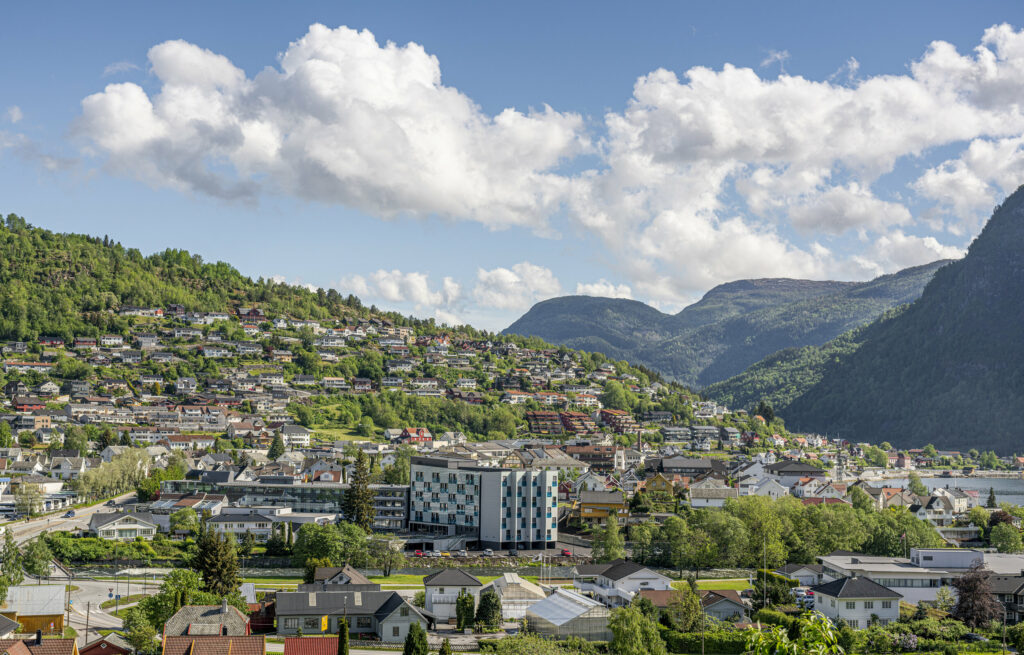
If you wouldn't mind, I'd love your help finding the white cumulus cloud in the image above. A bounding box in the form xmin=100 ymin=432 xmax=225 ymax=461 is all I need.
xmin=6 ymin=106 xmax=22 ymax=124
xmin=575 ymin=280 xmax=633 ymax=299
xmin=338 ymin=269 xmax=458 ymax=309
xmin=77 ymin=25 xmax=587 ymax=228
xmin=472 ymin=262 xmax=561 ymax=311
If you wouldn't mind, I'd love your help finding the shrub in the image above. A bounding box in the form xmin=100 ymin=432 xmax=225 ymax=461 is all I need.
xmin=662 ymin=630 xmax=746 ymax=654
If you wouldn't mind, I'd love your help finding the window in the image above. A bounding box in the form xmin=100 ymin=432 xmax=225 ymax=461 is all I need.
xmin=881 ymin=601 xmax=892 ymax=609
xmin=845 ymin=619 xmax=859 ymax=628
xmin=303 ymin=617 xmax=320 ymax=629
xmin=393 ymin=627 xmax=400 ymax=637
xmin=356 ymin=617 xmax=372 ymax=629
xmin=400 ymin=607 xmax=409 ymax=617
xmin=845 ymin=601 xmax=856 ymax=610
xmin=864 ymin=601 xmax=874 ymax=609
xmin=284 ymin=618 xmax=299 ymax=629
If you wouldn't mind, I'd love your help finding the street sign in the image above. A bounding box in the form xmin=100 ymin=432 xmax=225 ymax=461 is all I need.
xmin=69 ymin=600 xmax=73 ymax=605
xmin=108 ymin=593 xmax=113 ymax=599
xmin=116 ymin=595 xmax=121 ymax=600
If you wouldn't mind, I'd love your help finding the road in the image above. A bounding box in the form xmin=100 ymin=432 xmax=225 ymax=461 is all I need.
xmin=6 ymin=492 xmax=137 ymax=545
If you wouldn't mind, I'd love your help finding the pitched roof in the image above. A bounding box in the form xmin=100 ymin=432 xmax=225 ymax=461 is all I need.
xmin=282 ymin=638 xmax=346 ymax=655
xmin=423 ymin=569 xmax=483 ymax=587
xmin=0 ymin=640 xmax=78 ymax=655
xmin=275 ymin=591 xmax=422 ymax=622
xmin=636 ymin=589 xmax=682 ymax=608
xmin=0 ymin=585 xmax=65 ymax=616
xmin=810 ymin=576 xmax=902 ymax=599
xmin=700 ymin=589 xmax=745 ymax=608
xmin=163 ymin=604 xmax=250 ymax=637
xmin=525 ymin=588 xmax=607 ymax=626
xmin=0 ymin=615 xmax=20 ymax=637
xmin=161 ymin=636 xmax=264 ymax=655
xmin=312 ymin=565 xmax=373 ymax=586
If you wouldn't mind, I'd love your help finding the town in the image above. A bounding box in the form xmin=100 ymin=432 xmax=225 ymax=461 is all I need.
xmin=0 ymin=304 xmax=1021 ymax=654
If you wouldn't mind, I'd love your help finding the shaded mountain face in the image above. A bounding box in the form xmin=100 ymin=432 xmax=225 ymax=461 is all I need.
xmin=706 ymin=185 xmax=1024 ymax=453
xmin=503 ymin=262 xmax=946 ymax=387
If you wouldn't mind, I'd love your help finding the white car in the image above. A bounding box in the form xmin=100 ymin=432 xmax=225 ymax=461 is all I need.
xmin=483 ymin=548 xmax=494 ymax=557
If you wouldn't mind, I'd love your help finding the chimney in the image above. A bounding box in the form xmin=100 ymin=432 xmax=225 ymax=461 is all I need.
xmin=221 ymin=598 xmax=229 ymax=614
xmin=35 ymin=630 xmax=42 ymax=645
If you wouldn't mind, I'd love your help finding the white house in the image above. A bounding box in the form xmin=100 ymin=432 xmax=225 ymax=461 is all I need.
xmin=811 ymin=576 xmax=901 ymax=629
xmin=423 ymin=569 xmax=483 ymax=622
xmin=573 ymin=560 xmax=673 ymax=607
xmin=89 ymin=512 xmax=159 ymax=540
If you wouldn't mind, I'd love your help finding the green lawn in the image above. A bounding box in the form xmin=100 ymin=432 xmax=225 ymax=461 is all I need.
xmin=675 ymin=579 xmax=751 ymax=591
xmin=311 ymin=427 xmax=373 ymax=442
xmin=100 ymin=593 xmax=149 ymax=609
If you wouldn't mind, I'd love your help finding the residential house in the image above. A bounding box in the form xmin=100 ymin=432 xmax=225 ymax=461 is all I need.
xmin=161 ymin=636 xmax=263 ymax=655
xmin=275 ymin=591 xmax=426 ymax=642
xmin=163 ymin=601 xmax=252 ymax=636
xmin=0 ymin=585 xmax=66 ymax=634
xmin=572 ymin=559 xmax=673 ymax=607
xmin=811 ymin=576 xmax=901 ymax=629
xmin=700 ymin=590 xmax=748 ymax=622
xmin=88 ymin=512 xmax=158 ymax=541
xmin=775 ymin=564 xmax=823 ymax=587
xmin=578 ymin=490 xmax=627 ymax=526
xmin=423 ymin=569 xmax=483 ymax=622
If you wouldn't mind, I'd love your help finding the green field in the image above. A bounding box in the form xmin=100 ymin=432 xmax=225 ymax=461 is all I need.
xmin=674 ymin=579 xmax=752 ymax=592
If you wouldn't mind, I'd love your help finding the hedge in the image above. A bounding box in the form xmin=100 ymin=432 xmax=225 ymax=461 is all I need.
xmin=663 ymin=630 xmax=747 ymax=654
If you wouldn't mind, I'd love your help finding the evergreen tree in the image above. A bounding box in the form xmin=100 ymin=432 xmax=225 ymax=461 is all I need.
xmin=456 ymin=590 xmax=475 ymax=630
xmin=474 ymin=590 xmax=502 ymax=629
xmin=196 ymin=524 xmax=240 ymax=596
xmin=346 ymin=450 xmax=376 ymax=531
xmin=907 ymin=471 xmax=927 ymax=497
xmin=402 ymin=622 xmax=428 ymax=655
xmin=987 ymin=487 xmax=998 ymax=508
xmin=438 ymin=638 xmax=452 ymax=655
xmin=337 ymin=617 xmax=349 ymax=655
xmin=268 ymin=434 xmax=286 ymax=460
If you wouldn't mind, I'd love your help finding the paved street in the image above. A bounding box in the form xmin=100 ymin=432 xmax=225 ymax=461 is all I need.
xmin=6 ymin=493 xmax=137 ymax=545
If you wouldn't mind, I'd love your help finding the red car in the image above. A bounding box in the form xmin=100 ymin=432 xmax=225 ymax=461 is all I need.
xmin=561 ymin=548 xmax=572 ymax=557
xmin=414 ymin=550 xmax=424 ymax=557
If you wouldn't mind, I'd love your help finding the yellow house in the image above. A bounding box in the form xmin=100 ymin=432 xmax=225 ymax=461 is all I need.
xmin=643 ymin=473 xmax=675 ymax=494
xmin=579 ymin=490 xmax=627 ymax=526
xmin=0 ymin=586 xmax=65 ymax=635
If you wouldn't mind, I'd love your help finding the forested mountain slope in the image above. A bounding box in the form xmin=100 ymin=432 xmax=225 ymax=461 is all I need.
xmin=503 ymin=263 xmax=946 ymax=386
xmin=706 ymin=186 xmax=1024 ymax=452
xmin=0 ymin=213 xmax=397 ymax=340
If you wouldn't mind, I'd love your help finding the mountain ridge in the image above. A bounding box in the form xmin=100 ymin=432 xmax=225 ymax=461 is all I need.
xmin=503 ymin=261 xmax=949 ymax=387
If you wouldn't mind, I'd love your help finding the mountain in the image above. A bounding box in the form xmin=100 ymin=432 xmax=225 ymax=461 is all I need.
xmin=706 ymin=186 xmax=1024 ymax=453
xmin=503 ymin=263 xmax=947 ymax=387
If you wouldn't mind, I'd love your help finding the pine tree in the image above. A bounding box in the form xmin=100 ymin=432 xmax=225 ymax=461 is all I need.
xmin=268 ymin=434 xmax=286 ymax=460
xmin=337 ymin=617 xmax=349 ymax=655
xmin=438 ymin=639 xmax=452 ymax=655
xmin=987 ymin=487 xmax=998 ymax=508
xmin=456 ymin=590 xmax=475 ymax=630
xmin=346 ymin=450 xmax=376 ymax=531
xmin=402 ymin=622 xmax=428 ymax=655
xmin=196 ymin=525 xmax=240 ymax=596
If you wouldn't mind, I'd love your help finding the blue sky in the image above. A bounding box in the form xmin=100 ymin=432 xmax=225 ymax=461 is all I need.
xmin=2 ymin=2 xmax=1024 ymax=330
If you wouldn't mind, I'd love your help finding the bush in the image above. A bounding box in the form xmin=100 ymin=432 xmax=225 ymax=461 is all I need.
xmin=751 ymin=609 xmax=793 ymax=628
xmin=662 ymin=630 xmax=746 ymax=654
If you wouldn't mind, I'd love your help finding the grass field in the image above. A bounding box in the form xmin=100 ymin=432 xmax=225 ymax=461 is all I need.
xmin=674 ymin=579 xmax=751 ymax=591
xmin=311 ymin=427 xmax=372 ymax=442
xmin=100 ymin=593 xmax=149 ymax=609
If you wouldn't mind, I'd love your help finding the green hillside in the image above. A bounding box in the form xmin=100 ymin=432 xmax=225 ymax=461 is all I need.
xmin=503 ymin=264 xmax=946 ymax=387
xmin=706 ymin=186 xmax=1024 ymax=452
xmin=0 ymin=212 xmax=416 ymax=341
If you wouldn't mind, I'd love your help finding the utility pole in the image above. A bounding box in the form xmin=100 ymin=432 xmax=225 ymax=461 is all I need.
xmin=85 ymin=601 xmax=90 ymax=637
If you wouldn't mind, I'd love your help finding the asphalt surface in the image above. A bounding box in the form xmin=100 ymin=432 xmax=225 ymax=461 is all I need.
xmin=6 ymin=492 xmax=137 ymax=545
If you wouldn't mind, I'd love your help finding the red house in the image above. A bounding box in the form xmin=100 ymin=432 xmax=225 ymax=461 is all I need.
xmin=400 ymin=427 xmax=433 ymax=444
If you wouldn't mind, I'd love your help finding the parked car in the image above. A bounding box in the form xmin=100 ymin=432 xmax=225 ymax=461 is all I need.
xmin=63 ymin=510 xmax=75 ymax=518
xmin=457 ymin=549 xmax=468 ymax=558
xmin=440 ymin=551 xmax=451 ymax=557
xmin=508 ymin=549 xmax=519 ymax=557
xmin=483 ymin=548 xmax=494 ymax=557
xmin=964 ymin=633 xmax=988 ymax=643
xmin=560 ymin=548 xmax=572 ymax=557
xmin=413 ymin=550 xmax=424 ymax=557
xmin=104 ymin=500 xmax=116 ymax=507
